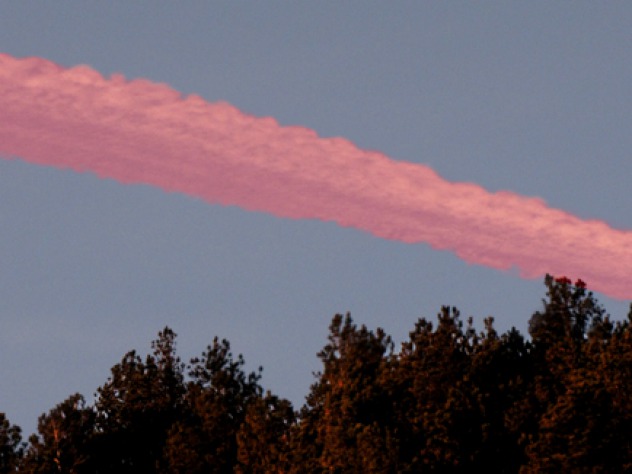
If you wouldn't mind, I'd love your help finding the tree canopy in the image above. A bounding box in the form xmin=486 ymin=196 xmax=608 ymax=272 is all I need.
xmin=3 ymin=275 xmax=631 ymax=472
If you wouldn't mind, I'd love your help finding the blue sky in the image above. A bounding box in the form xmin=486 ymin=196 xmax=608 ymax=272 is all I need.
xmin=1 ymin=2 xmax=630 ymax=436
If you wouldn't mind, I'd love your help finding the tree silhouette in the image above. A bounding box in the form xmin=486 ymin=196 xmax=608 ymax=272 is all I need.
xmin=21 ymin=394 xmax=94 ymax=474
xmin=5 ymin=275 xmax=632 ymax=472
xmin=523 ymin=277 xmax=632 ymax=472
xmin=236 ymin=392 xmax=294 ymax=473
xmin=163 ymin=337 xmax=263 ymax=473
xmin=290 ymin=313 xmax=397 ymax=472
xmin=0 ymin=414 xmax=23 ymax=474
xmin=90 ymin=327 xmax=186 ymax=473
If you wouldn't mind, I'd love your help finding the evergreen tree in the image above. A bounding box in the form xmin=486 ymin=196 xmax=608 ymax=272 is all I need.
xmin=0 ymin=414 xmax=23 ymax=474
xmin=236 ymin=392 xmax=294 ymax=473
xmin=290 ymin=314 xmax=396 ymax=473
xmin=163 ymin=337 xmax=263 ymax=473
xmin=91 ymin=327 xmax=185 ymax=473
xmin=523 ymin=277 xmax=632 ymax=472
xmin=8 ymin=275 xmax=632 ymax=472
xmin=391 ymin=306 xmax=483 ymax=472
xmin=21 ymin=394 xmax=94 ymax=474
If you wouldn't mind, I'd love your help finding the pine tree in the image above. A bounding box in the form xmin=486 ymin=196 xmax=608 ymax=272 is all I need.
xmin=523 ymin=276 xmax=632 ymax=472
xmin=290 ymin=314 xmax=396 ymax=473
xmin=21 ymin=394 xmax=94 ymax=474
xmin=0 ymin=413 xmax=23 ymax=474
xmin=236 ymin=392 xmax=294 ymax=473
xmin=163 ymin=337 xmax=262 ymax=473
xmin=91 ymin=327 xmax=185 ymax=473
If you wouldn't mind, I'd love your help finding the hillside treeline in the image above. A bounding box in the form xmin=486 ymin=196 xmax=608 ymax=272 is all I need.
xmin=2 ymin=275 xmax=632 ymax=473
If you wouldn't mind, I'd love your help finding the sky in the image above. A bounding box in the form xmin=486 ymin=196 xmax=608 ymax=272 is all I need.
xmin=1 ymin=2 xmax=631 ymax=436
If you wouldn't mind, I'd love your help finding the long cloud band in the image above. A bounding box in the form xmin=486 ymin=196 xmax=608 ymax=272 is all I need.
xmin=1 ymin=54 xmax=630 ymax=299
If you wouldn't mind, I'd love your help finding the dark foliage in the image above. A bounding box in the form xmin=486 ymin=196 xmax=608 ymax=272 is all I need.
xmin=4 ymin=276 xmax=632 ymax=472
xmin=0 ymin=414 xmax=24 ymax=474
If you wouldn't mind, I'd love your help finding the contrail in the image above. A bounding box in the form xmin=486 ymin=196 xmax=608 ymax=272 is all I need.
xmin=1 ymin=54 xmax=630 ymax=299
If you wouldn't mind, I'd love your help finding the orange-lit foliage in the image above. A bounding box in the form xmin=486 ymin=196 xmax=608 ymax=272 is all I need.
xmin=6 ymin=275 xmax=632 ymax=472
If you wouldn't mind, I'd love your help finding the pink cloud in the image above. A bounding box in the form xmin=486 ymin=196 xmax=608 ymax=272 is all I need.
xmin=1 ymin=53 xmax=630 ymax=299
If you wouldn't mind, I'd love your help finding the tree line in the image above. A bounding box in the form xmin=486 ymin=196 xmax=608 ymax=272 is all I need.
xmin=2 ymin=275 xmax=632 ymax=473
